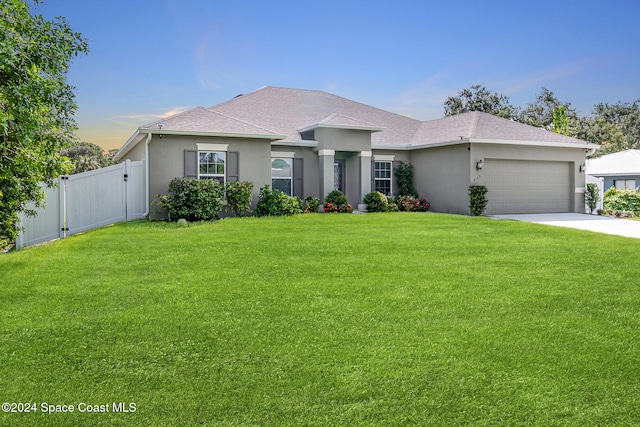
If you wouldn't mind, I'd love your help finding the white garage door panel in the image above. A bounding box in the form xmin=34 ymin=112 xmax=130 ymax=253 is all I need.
xmin=485 ymin=160 xmax=570 ymax=214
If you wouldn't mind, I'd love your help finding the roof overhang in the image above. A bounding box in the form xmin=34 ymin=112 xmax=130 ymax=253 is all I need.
xmin=375 ymin=137 xmax=599 ymax=151
xmin=297 ymin=123 xmax=385 ymax=133
xmin=113 ymin=129 xmax=144 ymax=162
xmin=271 ymin=140 xmax=318 ymax=148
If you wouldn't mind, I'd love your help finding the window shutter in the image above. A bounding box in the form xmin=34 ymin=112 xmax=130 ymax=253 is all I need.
xmin=227 ymin=151 xmax=239 ymax=182
xmin=371 ymin=159 xmax=375 ymax=191
xmin=184 ymin=150 xmax=197 ymax=178
xmin=293 ymin=157 xmax=304 ymax=198
xmin=392 ymin=160 xmax=401 ymax=196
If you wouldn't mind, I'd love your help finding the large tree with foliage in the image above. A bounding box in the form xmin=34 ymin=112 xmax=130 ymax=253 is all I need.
xmin=63 ymin=141 xmax=114 ymax=174
xmin=0 ymin=0 xmax=88 ymax=246
xmin=444 ymin=84 xmax=519 ymax=119
xmin=518 ymin=87 xmax=577 ymax=131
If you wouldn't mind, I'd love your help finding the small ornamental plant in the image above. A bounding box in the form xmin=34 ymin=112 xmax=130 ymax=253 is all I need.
xmin=396 ymin=195 xmax=430 ymax=212
xmin=364 ymin=191 xmax=389 ymax=212
xmin=323 ymin=202 xmax=353 ymax=213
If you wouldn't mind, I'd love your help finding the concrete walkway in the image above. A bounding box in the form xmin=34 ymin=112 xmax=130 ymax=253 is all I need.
xmin=491 ymin=213 xmax=640 ymax=239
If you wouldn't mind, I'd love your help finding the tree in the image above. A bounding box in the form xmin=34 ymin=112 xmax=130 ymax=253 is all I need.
xmin=0 ymin=0 xmax=88 ymax=246
xmin=518 ymin=87 xmax=577 ymax=130
xmin=62 ymin=141 xmax=114 ymax=174
xmin=444 ymin=84 xmax=519 ymax=119
xmin=552 ymin=105 xmax=569 ymax=136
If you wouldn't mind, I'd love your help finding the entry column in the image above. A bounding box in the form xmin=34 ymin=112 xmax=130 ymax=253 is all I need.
xmin=359 ymin=151 xmax=372 ymax=210
xmin=318 ymin=149 xmax=335 ymax=203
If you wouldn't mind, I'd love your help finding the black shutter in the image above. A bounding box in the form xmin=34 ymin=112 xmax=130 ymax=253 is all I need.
xmin=227 ymin=151 xmax=239 ymax=182
xmin=184 ymin=150 xmax=197 ymax=178
xmin=293 ymin=157 xmax=304 ymax=198
xmin=371 ymin=159 xmax=376 ymax=192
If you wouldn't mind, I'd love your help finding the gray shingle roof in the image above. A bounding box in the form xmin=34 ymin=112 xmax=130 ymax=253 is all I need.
xmin=140 ymin=86 xmax=593 ymax=147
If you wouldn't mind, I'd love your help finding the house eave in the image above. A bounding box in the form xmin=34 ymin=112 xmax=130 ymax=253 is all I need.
xmin=138 ymin=128 xmax=286 ymax=141
xmin=271 ymin=140 xmax=319 ymax=148
xmin=114 ymin=129 xmax=143 ymax=162
xmin=403 ymin=137 xmax=598 ymax=150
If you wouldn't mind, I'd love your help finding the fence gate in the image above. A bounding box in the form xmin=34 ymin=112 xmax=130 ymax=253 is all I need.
xmin=16 ymin=160 xmax=145 ymax=249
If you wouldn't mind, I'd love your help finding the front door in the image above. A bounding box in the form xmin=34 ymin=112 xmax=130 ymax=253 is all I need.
xmin=334 ymin=160 xmax=345 ymax=193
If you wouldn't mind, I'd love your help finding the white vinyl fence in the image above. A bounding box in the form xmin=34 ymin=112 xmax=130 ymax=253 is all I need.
xmin=16 ymin=160 xmax=146 ymax=249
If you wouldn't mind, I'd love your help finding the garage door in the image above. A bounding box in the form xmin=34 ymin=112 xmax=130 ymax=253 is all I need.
xmin=484 ymin=159 xmax=571 ymax=214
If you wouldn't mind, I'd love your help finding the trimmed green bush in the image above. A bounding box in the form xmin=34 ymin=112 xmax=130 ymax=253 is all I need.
xmin=364 ymin=191 xmax=389 ymax=212
xmin=469 ymin=185 xmax=489 ymax=216
xmin=256 ymin=185 xmax=302 ymax=217
xmin=168 ymin=177 xmax=224 ymax=221
xmin=225 ymin=181 xmax=254 ymax=217
xmin=603 ymin=187 xmax=640 ymax=217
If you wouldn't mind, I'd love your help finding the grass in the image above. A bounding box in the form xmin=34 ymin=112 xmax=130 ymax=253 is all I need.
xmin=1 ymin=212 xmax=639 ymax=426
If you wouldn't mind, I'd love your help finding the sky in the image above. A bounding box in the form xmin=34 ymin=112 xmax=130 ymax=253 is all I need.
xmin=35 ymin=0 xmax=640 ymax=151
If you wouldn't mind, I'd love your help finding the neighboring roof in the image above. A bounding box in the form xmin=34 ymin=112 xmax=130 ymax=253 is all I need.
xmin=586 ymin=149 xmax=640 ymax=176
xmin=116 ymin=86 xmax=596 ymax=161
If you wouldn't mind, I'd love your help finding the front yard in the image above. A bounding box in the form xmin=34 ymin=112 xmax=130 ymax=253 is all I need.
xmin=1 ymin=213 xmax=639 ymax=426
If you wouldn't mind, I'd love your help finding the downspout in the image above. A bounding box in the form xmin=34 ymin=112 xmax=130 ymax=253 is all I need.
xmin=142 ymin=132 xmax=152 ymax=217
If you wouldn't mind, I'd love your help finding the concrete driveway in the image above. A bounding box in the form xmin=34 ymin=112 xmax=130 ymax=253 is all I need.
xmin=491 ymin=213 xmax=640 ymax=239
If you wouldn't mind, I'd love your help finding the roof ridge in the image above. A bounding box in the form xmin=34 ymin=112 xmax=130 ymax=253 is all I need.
xmin=206 ymin=108 xmax=279 ymax=135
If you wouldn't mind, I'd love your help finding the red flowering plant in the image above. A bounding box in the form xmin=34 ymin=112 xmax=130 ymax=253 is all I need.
xmin=323 ymin=190 xmax=353 ymax=213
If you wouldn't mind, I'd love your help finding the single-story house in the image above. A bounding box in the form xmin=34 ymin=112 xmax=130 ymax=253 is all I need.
xmin=114 ymin=86 xmax=598 ymax=217
xmin=586 ymin=149 xmax=640 ymax=190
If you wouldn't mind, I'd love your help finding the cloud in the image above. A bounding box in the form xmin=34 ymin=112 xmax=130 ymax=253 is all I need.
xmin=108 ymin=106 xmax=192 ymax=126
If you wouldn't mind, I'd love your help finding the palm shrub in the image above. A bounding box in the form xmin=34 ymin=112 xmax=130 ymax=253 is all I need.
xmin=585 ymin=183 xmax=600 ymax=214
xmin=225 ymin=181 xmax=254 ymax=216
xmin=364 ymin=191 xmax=389 ymax=212
xmin=256 ymin=185 xmax=302 ymax=216
xmin=394 ymin=161 xmax=418 ymax=197
xmin=324 ymin=190 xmax=352 ymax=213
xmin=168 ymin=177 xmax=224 ymax=221
xmin=469 ymin=185 xmax=489 ymax=216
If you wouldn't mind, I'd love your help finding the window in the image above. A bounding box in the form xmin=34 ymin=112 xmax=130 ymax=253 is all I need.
xmin=272 ymin=157 xmax=293 ymax=196
xmin=199 ymin=151 xmax=225 ymax=184
xmin=374 ymin=161 xmax=392 ymax=195
xmin=614 ymin=179 xmax=636 ymax=190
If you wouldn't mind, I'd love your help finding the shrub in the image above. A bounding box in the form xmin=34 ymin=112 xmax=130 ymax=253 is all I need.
xmin=394 ymin=161 xmax=418 ymax=198
xmin=324 ymin=190 xmax=352 ymax=213
xmin=255 ymin=185 xmax=302 ymax=217
xmin=396 ymin=195 xmax=431 ymax=212
xmin=325 ymin=190 xmax=348 ymax=206
xmin=585 ymin=183 xmax=600 ymax=214
xmin=168 ymin=177 xmax=224 ymax=221
xmin=469 ymin=185 xmax=489 ymax=216
xmin=152 ymin=194 xmax=173 ymax=221
xmin=364 ymin=191 xmax=389 ymax=212
xmin=603 ymin=187 xmax=640 ymax=217
xmin=225 ymin=181 xmax=254 ymax=216
xmin=177 ymin=218 xmax=188 ymax=227
xmin=303 ymin=196 xmax=319 ymax=213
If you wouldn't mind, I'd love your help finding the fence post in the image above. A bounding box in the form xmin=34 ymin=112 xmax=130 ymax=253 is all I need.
xmin=124 ymin=160 xmax=130 ymax=222
xmin=59 ymin=176 xmax=68 ymax=239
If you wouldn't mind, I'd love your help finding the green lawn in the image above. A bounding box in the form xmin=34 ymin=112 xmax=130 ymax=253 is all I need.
xmin=1 ymin=213 xmax=639 ymax=426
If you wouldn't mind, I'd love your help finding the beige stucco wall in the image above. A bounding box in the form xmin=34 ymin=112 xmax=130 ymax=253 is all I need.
xmin=147 ymin=135 xmax=272 ymax=219
xmin=316 ymin=128 xmax=372 ymax=152
xmin=410 ymin=144 xmax=471 ymax=214
xmin=470 ymin=143 xmax=586 ymax=213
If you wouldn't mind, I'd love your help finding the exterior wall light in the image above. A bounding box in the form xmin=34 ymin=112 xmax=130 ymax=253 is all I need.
xmin=476 ymin=159 xmax=484 ymax=170
xmin=579 ymin=163 xmax=586 ymax=173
